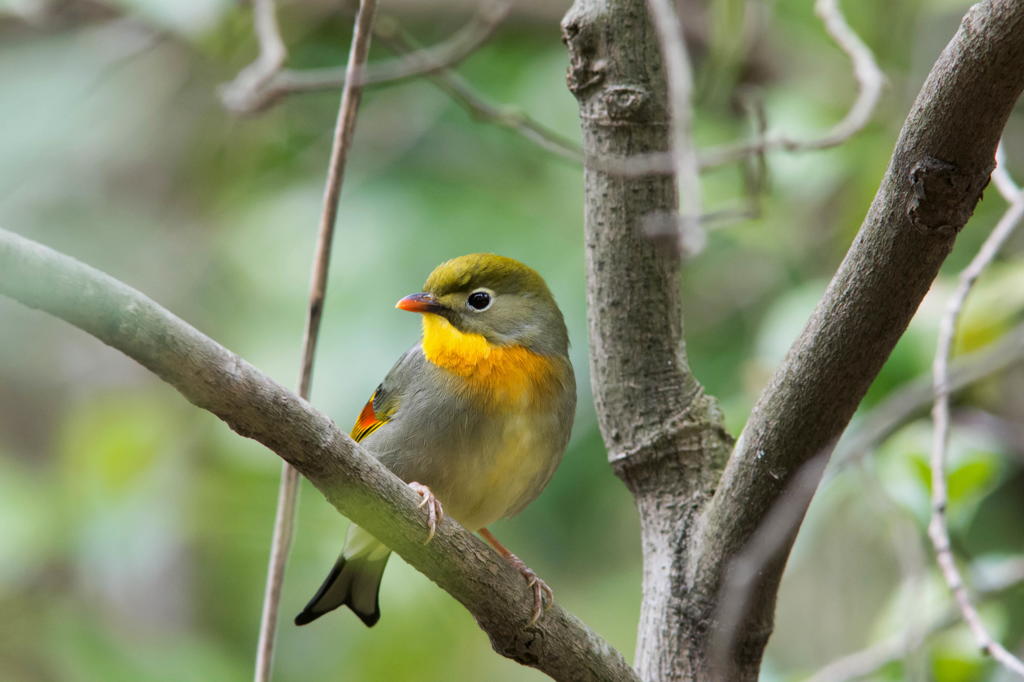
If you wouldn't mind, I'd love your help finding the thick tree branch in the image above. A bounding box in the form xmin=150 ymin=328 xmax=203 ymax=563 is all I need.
xmin=561 ymin=1 xmax=733 ymax=680
xmin=0 ymin=228 xmax=638 ymax=682
xmin=692 ymin=0 xmax=1024 ymax=676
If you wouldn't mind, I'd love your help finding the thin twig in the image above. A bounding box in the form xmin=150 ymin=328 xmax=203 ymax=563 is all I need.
xmin=253 ymin=2 xmax=379 ymax=681
xmin=832 ymin=321 xmax=1024 ymax=471
xmin=219 ymin=0 xmax=288 ymax=113
xmin=254 ymin=463 xmax=300 ymax=681
xmin=217 ymin=1 xmax=580 ymax=163
xmin=994 ymin=144 xmax=1022 ymax=200
xmin=713 ymin=0 xmax=885 ymax=160
xmin=591 ymin=0 xmax=885 ymax=176
xmin=223 ymin=0 xmax=512 ymax=114
xmin=806 ymin=559 xmax=1024 ymax=682
xmin=928 ymin=147 xmax=1024 ymax=678
xmin=375 ymin=29 xmax=583 ymax=163
xmin=645 ymin=0 xmax=702 ymax=253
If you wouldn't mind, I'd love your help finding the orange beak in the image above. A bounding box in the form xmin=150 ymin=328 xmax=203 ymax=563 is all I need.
xmin=395 ymin=292 xmax=446 ymax=315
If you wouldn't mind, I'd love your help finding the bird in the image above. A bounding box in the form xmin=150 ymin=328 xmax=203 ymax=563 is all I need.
xmin=294 ymin=253 xmax=576 ymax=628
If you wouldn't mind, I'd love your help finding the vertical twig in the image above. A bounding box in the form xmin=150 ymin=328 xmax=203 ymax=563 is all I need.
xmin=645 ymin=0 xmax=703 ymax=253
xmin=928 ymin=145 xmax=1024 ymax=678
xmin=254 ymin=2 xmax=379 ymax=681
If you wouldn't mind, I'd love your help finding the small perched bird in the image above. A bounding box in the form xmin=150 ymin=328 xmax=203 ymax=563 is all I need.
xmin=295 ymin=254 xmax=576 ymax=627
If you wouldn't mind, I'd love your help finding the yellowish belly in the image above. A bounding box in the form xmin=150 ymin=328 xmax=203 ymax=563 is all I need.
xmin=444 ymin=409 xmax=558 ymax=531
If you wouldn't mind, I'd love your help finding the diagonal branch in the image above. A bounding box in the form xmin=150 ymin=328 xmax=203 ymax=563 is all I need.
xmin=691 ymin=0 xmax=1024 ymax=675
xmin=0 ymin=228 xmax=638 ymax=682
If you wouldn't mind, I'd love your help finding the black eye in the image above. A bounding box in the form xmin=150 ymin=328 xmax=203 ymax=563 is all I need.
xmin=467 ymin=291 xmax=492 ymax=311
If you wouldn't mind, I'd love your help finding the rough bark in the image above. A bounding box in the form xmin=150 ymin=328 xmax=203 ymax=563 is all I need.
xmin=0 ymin=229 xmax=637 ymax=682
xmin=564 ymin=0 xmax=1024 ymax=680
xmin=561 ymin=1 xmax=733 ymax=680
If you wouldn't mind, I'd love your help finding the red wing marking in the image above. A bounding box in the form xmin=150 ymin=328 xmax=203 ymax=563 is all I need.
xmin=350 ymin=394 xmax=388 ymax=442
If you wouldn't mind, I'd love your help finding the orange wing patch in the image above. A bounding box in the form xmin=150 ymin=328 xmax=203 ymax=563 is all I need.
xmin=350 ymin=391 xmax=389 ymax=442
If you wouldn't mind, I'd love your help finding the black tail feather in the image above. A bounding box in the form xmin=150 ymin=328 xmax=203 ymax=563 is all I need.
xmin=294 ymin=554 xmax=386 ymax=627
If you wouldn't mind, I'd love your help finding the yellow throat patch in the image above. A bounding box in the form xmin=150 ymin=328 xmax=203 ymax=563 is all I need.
xmin=420 ymin=315 xmax=557 ymax=407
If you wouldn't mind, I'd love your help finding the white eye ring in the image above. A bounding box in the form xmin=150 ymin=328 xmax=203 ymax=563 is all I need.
xmin=466 ymin=288 xmax=494 ymax=312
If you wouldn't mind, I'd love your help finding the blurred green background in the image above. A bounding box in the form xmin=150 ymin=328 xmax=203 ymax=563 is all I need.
xmin=1 ymin=0 xmax=1023 ymax=680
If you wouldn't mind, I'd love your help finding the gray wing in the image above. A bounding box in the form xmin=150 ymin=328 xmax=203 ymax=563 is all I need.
xmin=349 ymin=346 xmax=423 ymax=445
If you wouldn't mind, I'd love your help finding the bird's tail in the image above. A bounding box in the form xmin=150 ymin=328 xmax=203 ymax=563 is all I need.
xmin=294 ymin=525 xmax=391 ymax=627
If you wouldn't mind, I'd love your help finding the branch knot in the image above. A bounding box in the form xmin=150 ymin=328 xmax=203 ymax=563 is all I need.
xmin=602 ymin=85 xmax=651 ymax=122
xmin=907 ymin=156 xmax=993 ymax=236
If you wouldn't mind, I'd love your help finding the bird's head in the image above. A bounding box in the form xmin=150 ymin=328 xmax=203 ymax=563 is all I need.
xmin=396 ymin=254 xmax=568 ymax=356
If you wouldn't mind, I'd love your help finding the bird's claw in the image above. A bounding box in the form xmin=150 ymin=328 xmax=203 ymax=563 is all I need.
xmin=408 ymin=481 xmax=443 ymax=543
xmin=506 ymin=553 xmax=553 ymax=625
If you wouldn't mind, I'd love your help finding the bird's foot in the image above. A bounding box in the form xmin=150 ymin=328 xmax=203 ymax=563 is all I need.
xmin=505 ymin=552 xmax=553 ymax=626
xmin=408 ymin=481 xmax=444 ymax=543
xmin=479 ymin=528 xmax=553 ymax=625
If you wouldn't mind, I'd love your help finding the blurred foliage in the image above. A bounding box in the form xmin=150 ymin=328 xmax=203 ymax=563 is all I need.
xmin=1 ymin=0 xmax=1023 ymax=680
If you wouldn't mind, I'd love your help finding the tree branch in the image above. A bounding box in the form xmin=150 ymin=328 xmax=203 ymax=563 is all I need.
xmin=0 ymin=228 xmax=638 ymax=682
xmin=561 ymin=1 xmax=733 ymax=680
xmin=700 ymin=0 xmax=886 ymax=167
xmin=219 ymin=3 xmax=581 ymax=164
xmin=691 ymin=0 xmax=1024 ymax=676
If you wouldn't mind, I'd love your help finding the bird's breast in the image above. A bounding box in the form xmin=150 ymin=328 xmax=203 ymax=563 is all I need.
xmin=439 ymin=400 xmax=564 ymax=530
xmin=420 ymin=315 xmax=564 ymax=410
